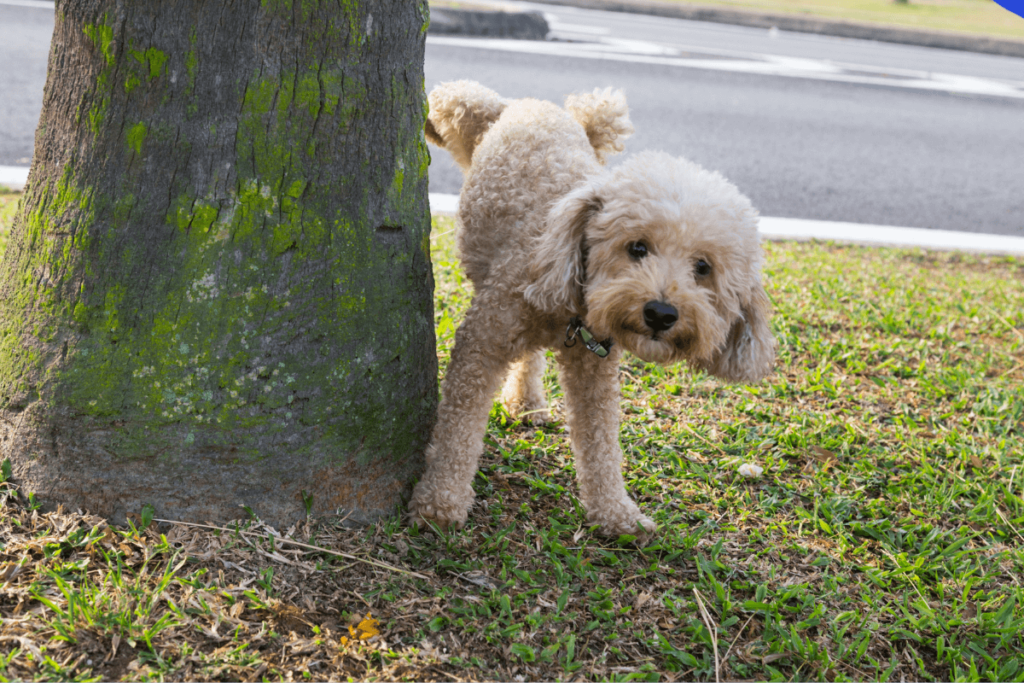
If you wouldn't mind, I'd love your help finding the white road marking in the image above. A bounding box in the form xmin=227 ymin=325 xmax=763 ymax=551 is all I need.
xmin=427 ymin=35 xmax=1024 ymax=99
xmin=0 ymin=0 xmax=53 ymax=8
xmin=429 ymin=193 xmax=1024 ymax=255
xmin=0 ymin=165 xmax=29 ymax=190
xmin=429 ymin=192 xmax=460 ymax=214
xmin=547 ymin=21 xmax=610 ymax=36
xmin=757 ymin=216 xmax=1024 ymax=255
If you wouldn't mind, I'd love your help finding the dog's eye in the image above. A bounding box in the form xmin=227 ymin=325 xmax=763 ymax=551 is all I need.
xmin=695 ymin=258 xmax=712 ymax=277
xmin=627 ymin=241 xmax=648 ymax=259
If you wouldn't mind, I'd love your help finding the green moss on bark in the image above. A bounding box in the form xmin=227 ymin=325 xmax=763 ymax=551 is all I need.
xmin=130 ymin=47 xmax=169 ymax=80
xmin=126 ymin=123 xmax=147 ymax=154
xmin=82 ymin=19 xmax=116 ymax=136
xmin=35 ymin=60 xmax=430 ymax=462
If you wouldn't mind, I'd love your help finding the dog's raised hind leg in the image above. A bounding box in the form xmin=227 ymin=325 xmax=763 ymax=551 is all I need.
xmin=409 ymin=300 xmax=517 ymax=532
xmin=556 ymin=344 xmax=656 ymax=539
xmin=501 ymin=349 xmax=551 ymax=424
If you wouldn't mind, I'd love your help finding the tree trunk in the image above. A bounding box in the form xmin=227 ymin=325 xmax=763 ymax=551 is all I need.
xmin=0 ymin=0 xmax=436 ymax=527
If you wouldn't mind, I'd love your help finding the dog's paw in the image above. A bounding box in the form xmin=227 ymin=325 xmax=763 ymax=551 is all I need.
xmin=587 ymin=504 xmax=658 ymax=542
xmin=407 ymin=508 xmax=465 ymax=534
xmin=408 ymin=483 xmax=470 ymax=533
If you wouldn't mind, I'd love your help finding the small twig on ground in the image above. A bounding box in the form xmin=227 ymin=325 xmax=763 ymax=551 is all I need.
xmin=348 ymin=589 xmax=374 ymax=608
xmin=999 ymin=360 xmax=1024 ymax=379
xmin=693 ymin=588 xmax=721 ymax=683
xmin=430 ymin=225 xmax=458 ymax=240
xmin=683 ymin=425 xmax=728 ymax=457
xmin=880 ymin=547 xmax=933 ymax=607
xmin=995 ymin=509 xmax=1024 ymax=545
xmin=720 ymin=612 xmax=756 ymax=673
xmin=153 ymin=518 xmax=430 ymax=580
xmin=982 ymin=303 xmax=1024 ymax=342
xmin=934 ymin=462 xmax=1024 ymax=544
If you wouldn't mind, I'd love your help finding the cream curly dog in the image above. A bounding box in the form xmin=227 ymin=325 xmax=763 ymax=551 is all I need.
xmin=410 ymin=81 xmax=776 ymax=537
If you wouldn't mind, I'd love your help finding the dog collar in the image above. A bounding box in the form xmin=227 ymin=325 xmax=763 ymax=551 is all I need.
xmin=564 ymin=317 xmax=614 ymax=358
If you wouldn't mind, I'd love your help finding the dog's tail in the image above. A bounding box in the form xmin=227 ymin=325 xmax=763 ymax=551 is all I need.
xmin=564 ymin=87 xmax=634 ymax=164
xmin=425 ymin=80 xmax=508 ymax=172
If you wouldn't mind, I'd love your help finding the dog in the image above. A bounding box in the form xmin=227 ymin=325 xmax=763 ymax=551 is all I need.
xmin=410 ymin=80 xmax=776 ymax=538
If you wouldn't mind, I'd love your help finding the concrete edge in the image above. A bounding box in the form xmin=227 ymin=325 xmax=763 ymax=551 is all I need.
xmin=429 ymin=4 xmax=549 ymax=39
xmin=523 ymin=0 xmax=1024 ymax=58
xmin=0 ymin=165 xmax=29 ymax=192
xmin=0 ymin=0 xmax=56 ymax=8
xmin=428 ymin=193 xmax=1024 ymax=256
xmin=757 ymin=216 xmax=1024 ymax=257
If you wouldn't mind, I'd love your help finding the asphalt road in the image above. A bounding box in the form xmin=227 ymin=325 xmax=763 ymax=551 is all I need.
xmin=2 ymin=0 xmax=1023 ymax=234
xmin=0 ymin=3 xmax=50 ymax=167
xmin=425 ymin=4 xmax=1024 ymax=235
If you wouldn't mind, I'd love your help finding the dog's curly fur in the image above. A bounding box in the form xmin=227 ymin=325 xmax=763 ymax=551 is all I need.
xmin=412 ymin=81 xmax=776 ymax=538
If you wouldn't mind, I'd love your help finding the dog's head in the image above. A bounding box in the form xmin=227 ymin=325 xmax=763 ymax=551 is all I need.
xmin=524 ymin=151 xmax=776 ymax=383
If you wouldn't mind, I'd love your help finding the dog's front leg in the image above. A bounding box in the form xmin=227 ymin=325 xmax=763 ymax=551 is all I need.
xmin=557 ymin=345 xmax=657 ymax=538
xmin=409 ymin=301 xmax=516 ymax=532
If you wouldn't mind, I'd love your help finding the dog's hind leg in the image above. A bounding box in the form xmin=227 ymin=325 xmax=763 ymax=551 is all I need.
xmin=501 ymin=350 xmax=551 ymax=425
xmin=556 ymin=344 xmax=656 ymax=539
xmin=409 ymin=297 xmax=519 ymax=531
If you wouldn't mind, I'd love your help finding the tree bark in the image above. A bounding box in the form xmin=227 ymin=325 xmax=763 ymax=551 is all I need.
xmin=0 ymin=0 xmax=436 ymax=527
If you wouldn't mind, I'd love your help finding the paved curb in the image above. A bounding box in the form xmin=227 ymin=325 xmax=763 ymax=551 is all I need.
xmin=428 ymin=193 xmax=1024 ymax=256
xmin=525 ymin=0 xmax=1024 ymax=58
xmin=429 ymin=3 xmax=549 ymax=39
xmin=0 ymin=165 xmax=28 ymax=191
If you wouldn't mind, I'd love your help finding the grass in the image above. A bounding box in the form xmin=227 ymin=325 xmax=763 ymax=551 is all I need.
xmin=0 ymin=213 xmax=1023 ymax=681
xmin=0 ymin=192 xmax=18 ymax=256
xmin=660 ymin=0 xmax=1024 ymax=40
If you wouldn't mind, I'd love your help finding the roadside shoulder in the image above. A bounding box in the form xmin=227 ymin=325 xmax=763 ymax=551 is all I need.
xmin=435 ymin=0 xmax=1024 ymax=58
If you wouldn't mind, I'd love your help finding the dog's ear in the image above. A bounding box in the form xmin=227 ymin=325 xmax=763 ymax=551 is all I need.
xmin=697 ymin=278 xmax=776 ymax=384
xmin=523 ymin=182 xmax=603 ymax=314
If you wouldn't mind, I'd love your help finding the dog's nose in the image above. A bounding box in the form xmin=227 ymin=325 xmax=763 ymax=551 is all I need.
xmin=643 ymin=301 xmax=678 ymax=332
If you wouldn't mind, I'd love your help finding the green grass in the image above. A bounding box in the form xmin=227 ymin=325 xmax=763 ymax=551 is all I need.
xmin=662 ymin=0 xmax=1024 ymax=40
xmin=0 ymin=214 xmax=1022 ymax=681
xmin=0 ymin=192 xmax=19 ymax=255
